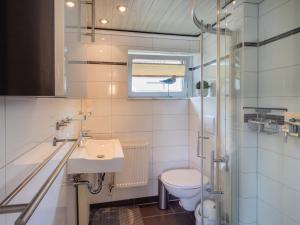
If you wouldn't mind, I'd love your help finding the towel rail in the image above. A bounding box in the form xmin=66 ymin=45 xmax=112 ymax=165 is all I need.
xmin=0 ymin=204 xmax=28 ymax=214
xmin=0 ymin=137 xmax=81 ymax=225
xmin=0 ymin=142 xmax=67 ymax=206
xmin=14 ymin=138 xmax=80 ymax=225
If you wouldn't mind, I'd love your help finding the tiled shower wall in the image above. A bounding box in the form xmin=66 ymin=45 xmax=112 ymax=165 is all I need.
xmin=67 ymin=32 xmax=200 ymax=204
xmin=234 ymin=3 xmax=259 ymax=225
xmin=0 ymin=97 xmax=81 ymax=225
xmin=257 ymin=0 xmax=300 ymax=225
xmin=189 ymin=1 xmax=300 ymax=225
xmin=221 ymin=1 xmax=300 ymax=224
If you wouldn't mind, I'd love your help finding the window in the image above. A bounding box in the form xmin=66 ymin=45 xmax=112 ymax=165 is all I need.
xmin=128 ymin=52 xmax=190 ymax=98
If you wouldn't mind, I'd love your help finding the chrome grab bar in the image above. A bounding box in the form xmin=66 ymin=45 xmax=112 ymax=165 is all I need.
xmin=0 ymin=142 xmax=67 ymax=207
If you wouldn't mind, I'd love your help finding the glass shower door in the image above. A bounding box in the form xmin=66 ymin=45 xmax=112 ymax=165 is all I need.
xmin=215 ymin=1 xmax=239 ymax=224
xmin=194 ymin=0 xmax=239 ymax=224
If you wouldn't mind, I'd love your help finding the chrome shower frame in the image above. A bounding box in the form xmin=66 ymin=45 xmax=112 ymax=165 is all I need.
xmin=191 ymin=0 xmax=232 ymax=36
xmin=191 ymin=0 xmax=232 ymax=224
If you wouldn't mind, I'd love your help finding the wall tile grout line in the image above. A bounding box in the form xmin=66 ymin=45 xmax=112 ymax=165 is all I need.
xmin=259 ymin=0 xmax=290 ymax=18
xmin=257 ymin=198 xmax=300 ymax=225
xmin=257 ymin=173 xmax=300 ymax=195
xmin=257 ymin=146 xmax=300 ymax=160
xmin=4 ymin=134 xmax=57 ymax=166
xmin=258 ymin=63 xmax=300 ymax=73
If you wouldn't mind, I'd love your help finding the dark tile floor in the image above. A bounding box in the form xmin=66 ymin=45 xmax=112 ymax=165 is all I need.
xmin=90 ymin=201 xmax=195 ymax=225
xmin=140 ymin=201 xmax=195 ymax=225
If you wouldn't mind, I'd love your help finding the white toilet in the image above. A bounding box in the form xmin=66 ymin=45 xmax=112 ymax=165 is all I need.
xmin=161 ymin=169 xmax=209 ymax=211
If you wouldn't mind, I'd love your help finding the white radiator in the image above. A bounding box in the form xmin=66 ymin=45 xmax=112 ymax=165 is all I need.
xmin=114 ymin=140 xmax=149 ymax=188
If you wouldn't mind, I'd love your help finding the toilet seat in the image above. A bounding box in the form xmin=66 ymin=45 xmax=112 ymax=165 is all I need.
xmin=161 ymin=169 xmax=209 ymax=189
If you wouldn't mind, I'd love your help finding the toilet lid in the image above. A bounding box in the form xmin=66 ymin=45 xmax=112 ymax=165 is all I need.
xmin=161 ymin=169 xmax=209 ymax=189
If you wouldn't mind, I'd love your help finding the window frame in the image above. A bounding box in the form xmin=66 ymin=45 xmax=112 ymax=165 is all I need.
xmin=128 ymin=53 xmax=191 ymax=99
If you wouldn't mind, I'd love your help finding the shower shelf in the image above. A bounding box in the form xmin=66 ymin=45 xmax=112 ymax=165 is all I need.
xmin=282 ymin=112 xmax=300 ymax=141
xmin=243 ymin=107 xmax=287 ymax=134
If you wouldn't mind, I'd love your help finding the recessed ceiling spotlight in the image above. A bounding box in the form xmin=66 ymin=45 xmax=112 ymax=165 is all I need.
xmin=117 ymin=5 xmax=127 ymax=12
xmin=100 ymin=19 xmax=109 ymax=24
xmin=232 ymin=0 xmax=236 ymax=5
xmin=65 ymin=1 xmax=75 ymax=7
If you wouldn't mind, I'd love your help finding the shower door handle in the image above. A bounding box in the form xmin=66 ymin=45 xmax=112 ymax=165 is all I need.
xmin=208 ymin=150 xmax=217 ymax=193
xmin=207 ymin=150 xmax=228 ymax=195
xmin=196 ymin=132 xmax=209 ymax=158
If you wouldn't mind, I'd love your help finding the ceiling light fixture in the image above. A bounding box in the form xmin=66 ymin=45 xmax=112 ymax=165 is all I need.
xmin=232 ymin=0 xmax=236 ymax=5
xmin=65 ymin=1 xmax=75 ymax=7
xmin=100 ymin=19 xmax=109 ymax=24
xmin=117 ymin=5 xmax=127 ymax=12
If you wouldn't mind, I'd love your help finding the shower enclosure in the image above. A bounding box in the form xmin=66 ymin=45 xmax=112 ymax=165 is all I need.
xmin=192 ymin=0 xmax=239 ymax=224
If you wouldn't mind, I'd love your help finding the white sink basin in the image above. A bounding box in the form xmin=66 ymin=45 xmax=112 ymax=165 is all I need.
xmin=67 ymin=139 xmax=124 ymax=174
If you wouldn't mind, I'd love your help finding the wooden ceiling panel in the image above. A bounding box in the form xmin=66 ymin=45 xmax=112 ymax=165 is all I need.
xmin=111 ymin=0 xmax=134 ymax=29
xmin=87 ymin=0 xmax=219 ymax=36
xmin=94 ymin=0 xmax=114 ymax=27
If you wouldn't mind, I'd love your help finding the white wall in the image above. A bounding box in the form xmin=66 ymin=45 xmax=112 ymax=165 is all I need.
xmin=257 ymin=1 xmax=300 ymax=225
xmin=67 ymin=32 xmax=200 ymax=204
xmin=0 ymin=97 xmax=81 ymax=225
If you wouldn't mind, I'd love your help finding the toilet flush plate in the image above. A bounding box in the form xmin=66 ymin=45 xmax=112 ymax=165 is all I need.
xmin=67 ymin=139 xmax=124 ymax=174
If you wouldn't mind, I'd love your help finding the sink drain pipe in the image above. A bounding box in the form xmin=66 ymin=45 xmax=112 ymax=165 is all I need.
xmin=73 ymin=173 xmax=105 ymax=195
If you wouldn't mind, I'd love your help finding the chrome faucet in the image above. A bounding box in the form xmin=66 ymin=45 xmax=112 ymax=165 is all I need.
xmin=56 ymin=121 xmax=67 ymax=130
xmin=79 ymin=130 xmax=93 ymax=147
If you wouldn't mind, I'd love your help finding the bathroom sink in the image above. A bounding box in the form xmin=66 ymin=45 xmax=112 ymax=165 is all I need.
xmin=67 ymin=139 xmax=124 ymax=174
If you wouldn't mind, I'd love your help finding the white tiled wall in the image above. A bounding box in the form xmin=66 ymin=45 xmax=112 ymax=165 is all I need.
xmin=257 ymin=1 xmax=300 ymax=225
xmin=236 ymin=4 xmax=259 ymax=225
xmin=3 ymin=1 xmax=299 ymax=224
xmin=217 ymin=3 xmax=259 ymax=225
xmin=69 ymin=32 xmax=200 ymax=204
xmin=0 ymin=97 xmax=81 ymax=225
xmin=222 ymin=1 xmax=300 ymax=224
xmin=259 ymin=0 xmax=300 ymax=40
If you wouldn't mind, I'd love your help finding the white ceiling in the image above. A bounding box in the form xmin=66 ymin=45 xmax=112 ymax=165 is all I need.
xmin=79 ymin=0 xmax=264 ymax=36
xmin=88 ymin=0 xmax=219 ymax=36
